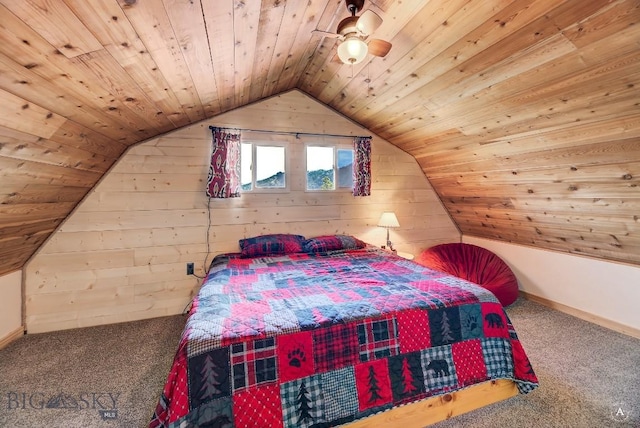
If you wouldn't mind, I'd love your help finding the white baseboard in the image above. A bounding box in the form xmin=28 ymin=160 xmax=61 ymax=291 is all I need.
xmin=0 ymin=326 xmax=24 ymax=350
xmin=520 ymin=291 xmax=640 ymax=339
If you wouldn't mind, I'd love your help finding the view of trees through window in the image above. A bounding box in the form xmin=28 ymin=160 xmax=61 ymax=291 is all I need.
xmin=240 ymin=142 xmax=353 ymax=192
xmin=306 ymin=146 xmax=353 ymax=191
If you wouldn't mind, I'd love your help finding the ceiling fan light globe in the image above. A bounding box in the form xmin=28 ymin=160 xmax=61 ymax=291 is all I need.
xmin=338 ymin=37 xmax=368 ymax=64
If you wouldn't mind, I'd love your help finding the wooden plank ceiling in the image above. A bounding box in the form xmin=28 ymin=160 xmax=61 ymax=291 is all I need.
xmin=0 ymin=0 xmax=638 ymax=275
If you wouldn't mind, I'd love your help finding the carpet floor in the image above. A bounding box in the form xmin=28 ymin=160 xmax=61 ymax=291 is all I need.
xmin=0 ymin=298 xmax=638 ymax=427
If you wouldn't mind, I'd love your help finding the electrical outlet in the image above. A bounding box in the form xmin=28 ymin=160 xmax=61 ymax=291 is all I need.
xmin=186 ymin=262 xmax=194 ymax=275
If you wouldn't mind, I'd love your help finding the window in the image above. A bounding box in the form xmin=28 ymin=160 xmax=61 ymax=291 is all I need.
xmin=306 ymin=145 xmax=354 ymax=191
xmin=337 ymin=148 xmax=354 ymax=188
xmin=241 ymin=142 xmax=287 ymax=191
xmin=241 ymin=142 xmax=252 ymax=191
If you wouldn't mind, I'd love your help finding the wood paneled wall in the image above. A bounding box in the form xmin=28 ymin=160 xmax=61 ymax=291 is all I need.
xmin=1 ymin=0 xmax=638 ymax=277
xmin=24 ymin=91 xmax=459 ymax=333
xmin=0 ymin=270 xmax=23 ymax=347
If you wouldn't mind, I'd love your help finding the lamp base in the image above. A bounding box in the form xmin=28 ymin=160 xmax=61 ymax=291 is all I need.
xmin=385 ymin=229 xmax=395 ymax=252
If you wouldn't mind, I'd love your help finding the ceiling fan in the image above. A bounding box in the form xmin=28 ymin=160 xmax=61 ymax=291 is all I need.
xmin=314 ymin=0 xmax=392 ymax=65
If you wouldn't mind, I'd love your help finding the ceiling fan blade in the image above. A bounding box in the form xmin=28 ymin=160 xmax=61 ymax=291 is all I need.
xmin=356 ymin=10 xmax=382 ymax=36
xmin=368 ymin=39 xmax=392 ymax=57
xmin=312 ymin=29 xmax=342 ymax=39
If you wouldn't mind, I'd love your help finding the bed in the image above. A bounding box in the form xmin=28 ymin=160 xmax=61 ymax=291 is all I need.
xmin=149 ymin=234 xmax=538 ymax=428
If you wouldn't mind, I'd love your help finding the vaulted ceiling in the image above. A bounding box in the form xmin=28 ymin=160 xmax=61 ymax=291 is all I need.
xmin=1 ymin=0 xmax=639 ymax=276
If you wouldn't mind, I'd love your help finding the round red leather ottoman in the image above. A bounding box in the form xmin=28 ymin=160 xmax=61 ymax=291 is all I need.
xmin=415 ymin=243 xmax=519 ymax=306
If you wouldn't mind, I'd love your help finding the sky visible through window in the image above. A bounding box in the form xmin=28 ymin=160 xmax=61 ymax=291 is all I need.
xmin=307 ymin=146 xmax=333 ymax=171
xmin=306 ymin=146 xmax=354 ymax=170
xmin=241 ymin=144 xmax=285 ymax=185
xmin=241 ymin=142 xmax=353 ymax=188
xmin=256 ymin=146 xmax=284 ymax=181
xmin=337 ymin=149 xmax=353 ymax=169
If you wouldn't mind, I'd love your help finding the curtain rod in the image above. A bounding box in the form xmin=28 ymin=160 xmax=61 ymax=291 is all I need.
xmin=209 ymin=125 xmax=370 ymax=140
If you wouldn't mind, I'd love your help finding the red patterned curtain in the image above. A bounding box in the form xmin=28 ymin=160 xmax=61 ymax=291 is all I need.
xmin=353 ymin=136 xmax=372 ymax=196
xmin=206 ymin=127 xmax=241 ymax=198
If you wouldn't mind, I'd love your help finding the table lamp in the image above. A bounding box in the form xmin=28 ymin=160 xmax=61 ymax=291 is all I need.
xmin=378 ymin=212 xmax=400 ymax=251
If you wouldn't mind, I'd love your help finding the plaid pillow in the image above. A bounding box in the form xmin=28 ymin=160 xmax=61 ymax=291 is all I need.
xmin=302 ymin=235 xmax=366 ymax=253
xmin=239 ymin=234 xmax=305 ymax=258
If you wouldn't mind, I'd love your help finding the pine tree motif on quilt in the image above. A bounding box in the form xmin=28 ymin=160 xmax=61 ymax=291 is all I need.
xmin=388 ymin=351 xmax=426 ymax=403
xmin=280 ymin=375 xmax=326 ymax=428
xmin=187 ymin=347 xmax=231 ymax=409
xmin=428 ymin=307 xmax=463 ymax=346
xmin=355 ymin=359 xmax=393 ymax=411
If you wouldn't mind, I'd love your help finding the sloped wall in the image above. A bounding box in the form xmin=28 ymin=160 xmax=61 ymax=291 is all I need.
xmin=0 ymin=270 xmax=22 ymax=346
xmin=463 ymin=236 xmax=640 ymax=335
xmin=24 ymin=91 xmax=459 ymax=333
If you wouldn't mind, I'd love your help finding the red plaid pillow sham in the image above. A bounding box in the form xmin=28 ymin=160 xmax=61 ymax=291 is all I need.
xmin=302 ymin=235 xmax=366 ymax=253
xmin=239 ymin=234 xmax=305 ymax=258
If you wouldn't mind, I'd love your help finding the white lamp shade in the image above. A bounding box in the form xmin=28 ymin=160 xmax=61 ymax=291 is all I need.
xmin=337 ymin=36 xmax=368 ymax=65
xmin=378 ymin=212 xmax=400 ymax=228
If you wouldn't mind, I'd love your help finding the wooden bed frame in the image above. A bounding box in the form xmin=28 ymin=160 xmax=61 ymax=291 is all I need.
xmin=346 ymin=379 xmax=518 ymax=427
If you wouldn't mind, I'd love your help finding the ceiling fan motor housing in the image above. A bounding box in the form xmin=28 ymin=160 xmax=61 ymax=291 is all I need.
xmin=337 ymin=16 xmax=360 ymax=36
xmin=346 ymin=0 xmax=365 ymax=14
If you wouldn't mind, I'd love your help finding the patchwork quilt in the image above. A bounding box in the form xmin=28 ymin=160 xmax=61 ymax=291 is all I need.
xmin=149 ymin=248 xmax=538 ymax=428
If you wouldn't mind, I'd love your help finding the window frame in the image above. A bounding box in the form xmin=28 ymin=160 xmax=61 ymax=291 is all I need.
xmin=241 ymin=138 xmax=290 ymax=193
xmin=304 ymin=142 xmax=354 ymax=193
